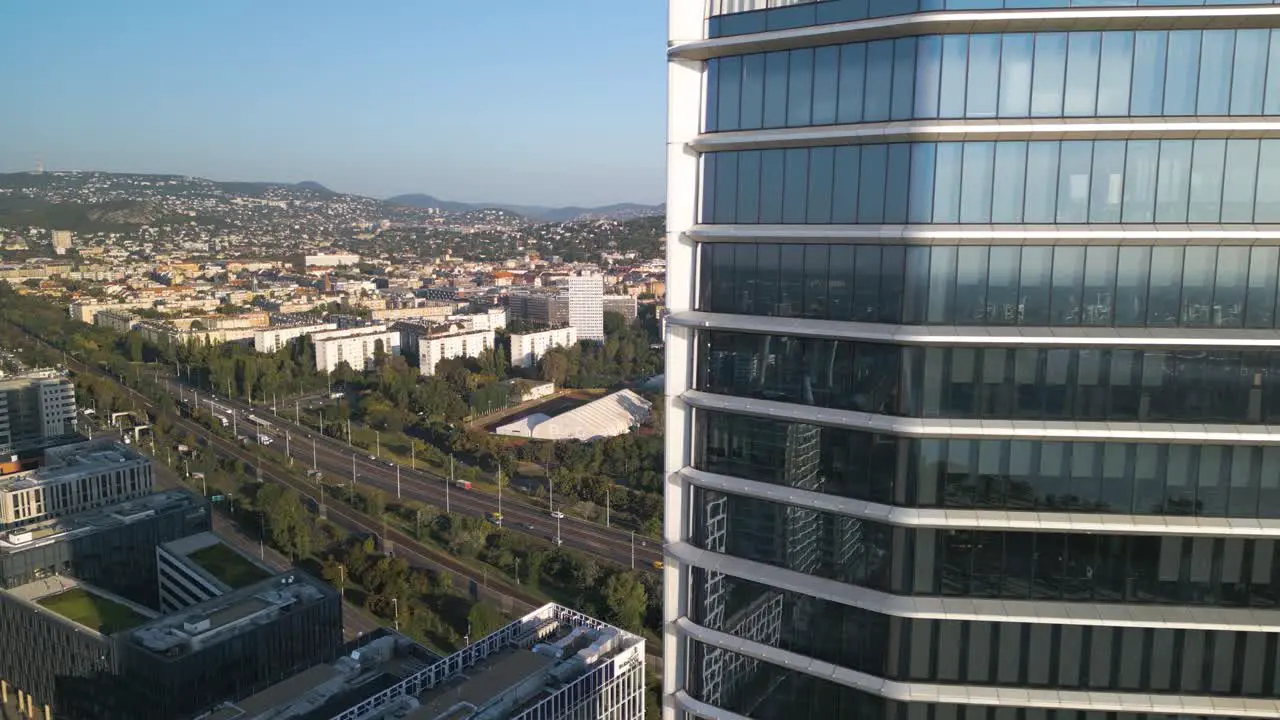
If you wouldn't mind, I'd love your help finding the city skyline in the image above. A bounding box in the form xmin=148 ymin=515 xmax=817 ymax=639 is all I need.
xmin=0 ymin=0 xmax=666 ymax=207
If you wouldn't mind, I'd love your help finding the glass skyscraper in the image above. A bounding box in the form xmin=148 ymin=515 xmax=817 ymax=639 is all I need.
xmin=664 ymin=1 xmax=1280 ymax=719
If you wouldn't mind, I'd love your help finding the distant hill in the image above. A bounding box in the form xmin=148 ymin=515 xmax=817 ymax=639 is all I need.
xmin=383 ymin=194 xmax=663 ymax=222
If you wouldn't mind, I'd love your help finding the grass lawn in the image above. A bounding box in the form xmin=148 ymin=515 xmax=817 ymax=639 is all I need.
xmin=188 ymin=542 xmax=271 ymax=589
xmin=37 ymin=588 xmax=147 ymax=634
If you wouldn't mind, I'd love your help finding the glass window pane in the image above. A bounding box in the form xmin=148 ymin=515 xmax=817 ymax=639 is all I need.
xmin=915 ymin=36 xmax=942 ymax=119
xmin=1031 ymin=33 xmax=1068 ymax=117
xmin=1097 ymin=32 xmax=1134 ymax=116
xmin=1182 ymin=246 xmax=1217 ymax=325
xmin=1122 ymin=140 xmax=1159 ymax=223
xmin=1056 ymin=140 xmax=1093 ymax=223
xmin=928 ymin=246 xmax=958 ymax=323
xmin=908 ymin=143 xmax=936 ymax=224
xmin=803 ymin=245 xmax=829 ymax=318
xmin=716 ymin=57 xmax=741 ymax=131
xmin=1214 ymin=245 xmax=1249 ymax=329
xmin=832 ymin=146 xmax=861 ymax=224
xmin=1245 ymin=246 xmax=1280 ymax=329
xmin=865 ymin=40 xmax=893 ymax=123
xmin=1266 ymin=31 xmax=1280 ymax=115
xmin=858 ymin=144 xmax=888 ymax=223
xmin=934 ymin=143 xmax=963 ymax=224
xmin=759 ymin=149 xmax=785 ymax=223
xmin=812 ymin=46 xmax=840 ymax=125
xmin=1115 ymin=246 xmax=1151 ymax=326
xmin=1148 ymin=246 xmax=1185 ymax=326
xmin=1089 ymin=141 xmax=1126 ymax=223
xmin=1231 ymin=29 xmax=1269 ymax=116
xmin=1131 ymin=31 xmax=1168 ymax=116
xmin=1019 ymin=247 xmax=1053 ymax=326
xmin=836 ymin=44 xmax=866 ymax=124
xmin=885 ymin=144 xmax=912 ymax=224
xmin=1198 ymin=30 xmax=1235 ymax=116
xmin=705 ymin=58 xmax=718 ymax=131
xmin=1024 ymin=142 xmax=1061 ymax=223
xmin=853 ymin=245 xmax=882 ymax=322
xmin=713 ymin=153 xmax=739 ymax=224
xmin=967 ymin=34 xmax=1000 ymax=119
xmin=1082 ymin=246 xmax=1118 ymax=327
xmin=1164 ymin=30 xmax=1202 ymax=116
xmin=1155 ymin=140 xmax=1193 ymax=223
xmin=787 ymin=48 xmax=814 ymax=127
xmin=1222 ymin=139 xmax=1261 ymax=223
xmin=782 ymin=148 xmax=809 ymax=223
xmin=763 ymin=51 xmax=789 ymax=128
xmin=999 ymin=34 xmax=1034 ymax=118
xmin=1255 ymin=140 xmax=1280 ymax=223
xmin=1189 ymin=139 xmax=1226 ymax=223
xmin=829 ymin=244 xmax=855 ymax=321
xmin=892 ymin=37 xmax=917 ymax=121
xmin=1064 ymin=32 xmax=1102 ymax=117
xmin=992 ymin=142 xmax=1028 ymax=223
xmin=1051 ymin=246 xmax=1086 ymax=325
xmin=956 ymin=247 xmax=989 ymax=323
xmin=960 ymin=142 xmax=995 ymax=223
xmin=807 ymin=147 xmax=834 ymax=223
xmin=740 ymin=54 xmax=765 ymax=130
xmin=736 ymin=150 xmax=761 ymax=223
xmin=940 ymin=35 xmax=969 ymax=119
xmin=987 ymin=247 xmax=1021 ymax=325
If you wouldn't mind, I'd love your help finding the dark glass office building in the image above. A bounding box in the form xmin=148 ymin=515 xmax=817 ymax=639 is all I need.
xmin=664 ymin=1 xmax=1280 ymax=719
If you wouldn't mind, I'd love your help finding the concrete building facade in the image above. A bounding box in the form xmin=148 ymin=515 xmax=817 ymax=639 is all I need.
xmin=0 ymin=372 xmax=77 ymax=457
xmin=564 ymin=272 xmax=604 ymax=341
xmin=252 ymin=322 xmax=337 ymax=354
xmin=418 ymin=328 xmax=495 ymax=376
xmin=311 ymin=325 xmax=399 ymax=374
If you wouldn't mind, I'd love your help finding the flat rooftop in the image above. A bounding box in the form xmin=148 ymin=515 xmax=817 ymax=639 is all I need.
xmin=0 ymin=439 xmax=146 ymax=492
xmin=409 ymin=649 xmax=554 ymax=719
xmin=131 ymin=572 xmax=330 ymax=659
xmin=162 ymin=531 xmax=272 ymax=590
xmin=10 ymin=577 xmax=158 ymax=636
xmin=204 ymin=631 xmax=440 ymax=720
xmin=0 ymin=488 xmax=203 ymax=552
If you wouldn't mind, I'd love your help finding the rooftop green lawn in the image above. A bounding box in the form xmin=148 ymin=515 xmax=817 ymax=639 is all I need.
xmin=36 ymin=587 xmax=147 ymax=635
xmin=188 ymin=542 xmax=271 ymax=589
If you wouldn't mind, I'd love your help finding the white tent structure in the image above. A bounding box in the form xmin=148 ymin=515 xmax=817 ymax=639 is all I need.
xmin=495 ymin=389 xmax=652 ymax=441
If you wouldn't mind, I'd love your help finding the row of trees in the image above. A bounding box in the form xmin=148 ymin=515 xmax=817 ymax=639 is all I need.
xmin=536 ymin=312 xmax=661 ymax=387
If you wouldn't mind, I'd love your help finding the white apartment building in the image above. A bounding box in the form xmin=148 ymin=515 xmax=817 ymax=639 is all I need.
xmin=312 ymin=325 xmax=399 ymax=373
xmin=253 ymin=323 xmax=338 ymax=354
xmin=51 ymin=230 xmax=72 ymax=255
xmin=449 ymin=307 xmax=507 ymax=332
xmin=303 ymin=253 xmax=360 ymax=268
xmin=419 ymin=329 xmax=495 ymax=376
xmin=509 ymin=327 xmax=578 ymax=369
xmin=563 ymin=272 xmax=604 ymax=341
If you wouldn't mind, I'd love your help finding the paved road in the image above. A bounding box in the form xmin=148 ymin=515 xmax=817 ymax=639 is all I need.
xmin=170 ymin=378 xmax=665 ymax=573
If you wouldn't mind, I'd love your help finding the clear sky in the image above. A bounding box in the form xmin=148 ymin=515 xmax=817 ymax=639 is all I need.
xmin=0 ymin=0 xmax=667 ymax=207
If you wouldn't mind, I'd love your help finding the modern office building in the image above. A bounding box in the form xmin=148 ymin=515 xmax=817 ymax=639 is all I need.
xmin=0 ymin=440 xmax=154 ymax=530
xmin=510 ymin=326 xmax=579 ymax=368
xmin=211 ymin=603 xmax=645 ymax=720
xmin=603 ymin=294 xmax=640 ymax=322
xmin=155 ymin=531 xmax=273 ymax=612
xmin=0 ymin=371 xmax=78 ymax=457
xmin=508 ymin=288 xmax=572 ymax=329
xmin=666 ymin=2 xmax=1280 ymax=719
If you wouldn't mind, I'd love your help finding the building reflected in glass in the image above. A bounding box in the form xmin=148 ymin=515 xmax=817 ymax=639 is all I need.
xmin=666 ymin=1 xmax=1280 ymax=719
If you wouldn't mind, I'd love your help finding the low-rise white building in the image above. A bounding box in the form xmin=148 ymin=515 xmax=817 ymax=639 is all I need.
xmin=312 ymin=325 xmax=399 ymax=373
xmin=449 ymin=307 xmax=507 ymax=332
xmin=303 ymin=253 xmax=360 ymax=268
xmin=419 ymin=329 xmax=495 ymax=376
xmin=0 ymin=440 xmax=154 ymax=530
xmin=509 ymin=327 xmax=578 ymax=368
xmin=253 ymin=323 xmax=337 ymax=354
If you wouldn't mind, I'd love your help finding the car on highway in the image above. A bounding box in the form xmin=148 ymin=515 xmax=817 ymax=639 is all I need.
xmin=652 ymin=560 xmax=664 ymax=570
xmin=550 ymin=510 xmax=565 ymax=519
xmin=489 ymin=512 xmax=503 ymax=526
xmin=367 ymin=455 xmax=376 ymax=461
xmin=385 ymin=461 xmax=394 ymax=468
xmin=523 ymin=523 xmax=535 ymax=531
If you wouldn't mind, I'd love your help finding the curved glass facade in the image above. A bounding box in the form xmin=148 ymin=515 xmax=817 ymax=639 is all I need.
xmin=699 ymin=243 xmax=1280 ymax=328
xmin=698 ymin=330 xmax=1280 ymax=423
xmin=709 ymin=0 xmax=1280 ymax=38
xmin=669 ymin=1 xmax=1280 ymax=718
xmin=707 ymin=30 xmax=1280 ymax=131
xmin=690 ymin=569 xmax=1280 ymax=695
xmin=703 ymin=140 xmax=1280 ymax=225
xmin=697 ymin=410 xmax=1280 ymax=516
xmin=690 ymin=486 xmax=1280 ymax=606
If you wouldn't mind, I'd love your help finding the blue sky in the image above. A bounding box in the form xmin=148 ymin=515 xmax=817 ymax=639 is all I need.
xmin=0 ymin=1 xmax=666 ymax=207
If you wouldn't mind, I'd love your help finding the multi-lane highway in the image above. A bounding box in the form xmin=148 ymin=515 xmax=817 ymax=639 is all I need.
xmin=165 ymin=377 xmax=665 ymax=573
